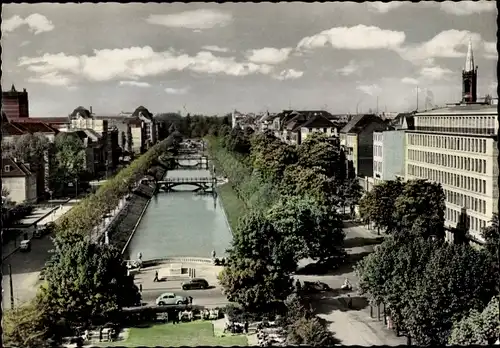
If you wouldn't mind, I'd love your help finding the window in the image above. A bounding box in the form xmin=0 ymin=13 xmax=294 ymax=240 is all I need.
xmin=4 ymin=165 xmax=11 ymax=172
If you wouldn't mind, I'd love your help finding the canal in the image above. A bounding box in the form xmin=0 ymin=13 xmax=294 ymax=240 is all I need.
xmin=126 ymin=161 xmax=232 ymax=261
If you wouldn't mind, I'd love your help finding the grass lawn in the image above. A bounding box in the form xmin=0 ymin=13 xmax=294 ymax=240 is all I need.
xmin=98 ymin=321 xmax=247 ymax=347
xmin=217 ymin=183 xmax=247 ymax=233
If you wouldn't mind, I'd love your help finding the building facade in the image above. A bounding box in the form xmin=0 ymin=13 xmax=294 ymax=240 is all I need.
xmin=2 ymin=85 xmax=29 ymax=119
xmin=373 ymin=130 xmax=406 ymax=183
xmin=1 ymin=158 xmax=37 ymax=204
xmin=340 ymin=114 xmax=388 ymax=178
xmin=405 ymin=41 xmax=498 ymax=243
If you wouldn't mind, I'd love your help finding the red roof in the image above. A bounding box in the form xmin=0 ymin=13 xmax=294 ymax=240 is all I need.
xmin=10 ymin=121 xmax=58 ymax=134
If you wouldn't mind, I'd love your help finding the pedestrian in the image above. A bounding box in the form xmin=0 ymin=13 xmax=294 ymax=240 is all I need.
xmin=154 ymin=270 xmax=159 ymax=282
xmin=139 ymin=283 xmax=142 ymax=292
xmin=244 ymin=320 xmax=249 ymax=334
xmin=188 ymin=296 xmax=193 ymax=305
xmin=211 ymin=250 xmax=216 ymax=259
xmin=347 ymin=294 xmax=352 ymax=309
xmin=172 ymin=311 xmax=178 ymax=324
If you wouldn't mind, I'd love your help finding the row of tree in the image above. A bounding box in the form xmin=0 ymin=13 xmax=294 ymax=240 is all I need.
xmin=208 ymin=128 xmax=356 ymax=345
xmin=355 ymin=234 xmax=499 ymax=345
xmin=3 ymin=135 xmax=182 ymax=347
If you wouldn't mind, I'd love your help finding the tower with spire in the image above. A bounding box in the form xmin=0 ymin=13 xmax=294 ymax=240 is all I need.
xmin=462 ymin=38 xmax=478 ymax=103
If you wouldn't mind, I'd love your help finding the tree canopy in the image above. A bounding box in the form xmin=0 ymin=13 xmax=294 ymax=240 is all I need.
xmin=39 ymin=239 xmax=140 ymax=326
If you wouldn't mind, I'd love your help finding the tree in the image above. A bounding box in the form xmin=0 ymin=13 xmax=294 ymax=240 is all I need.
xmin=402 ymin=244 xmax=498 ymax=345
xmin=358 ymin=179 xmax=403 ymax=234
xmin=50 ymin=133 xmax=86 ymax=191
xmin=218 ymin=257 xmax=293 ymax=312
xmin=8 ymin=133 xmax=49 ymax=164
xmin=282 ymin=165 xmax=339 ymax=206
xmin=393 ymin=179 xmax=445 ymax=240
xmin=481 ymin=213 xmax=499 ymax=264
xmin=2 ymin=298 xmax=54 ymax=348
xmin=296 ymin=133 xmax=345 ymax=182
xmin=340 ymin=177 xmax=363 ymax=214
xmin=449 ymin=296 xmax=500 ymax=345
xmin=126 ymin=126 xmax=133 ymax=153
xmin=287 ymin=316 xmax=337 ymax=346
xmin=231 ymin=210 xmax=297 ymax=273
xmin=250 ymin=136 xmax=297 ymax=183
xmin=121 ymin=131 xmax=126 ymax=150
xmin=267 ymin=195 xmax=345 ymax=265
xmin=39 ymin=240 xmax=140 ymax=326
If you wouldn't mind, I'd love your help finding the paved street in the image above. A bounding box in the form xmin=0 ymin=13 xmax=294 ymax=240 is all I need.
xmin=134 ymin=262 xmax=229 ymax=308
xmin=295 ymin=221 xmax=405 ymax=346
xmin=1 ymin=199 xmax=79 ymax=309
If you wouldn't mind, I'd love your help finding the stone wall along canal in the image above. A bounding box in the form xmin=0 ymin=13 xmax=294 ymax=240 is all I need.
xmin=125 ymin=160 xmax=232 ymax=261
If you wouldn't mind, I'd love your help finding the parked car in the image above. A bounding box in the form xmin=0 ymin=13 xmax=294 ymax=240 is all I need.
xmin=181 ymin=278 xmax=209 ymax=290
xmin=20 ymin=240 xmax=31 ymax=252
xmin=155 ymin=293 xmax=188 ymax=306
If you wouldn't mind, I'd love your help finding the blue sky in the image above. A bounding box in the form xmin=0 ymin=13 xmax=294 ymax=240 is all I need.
xmin=1 ymin=1 xmax=497 ymax=116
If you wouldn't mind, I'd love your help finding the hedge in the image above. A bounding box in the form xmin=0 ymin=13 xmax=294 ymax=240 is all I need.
xmin=55 ymin=138 xmax=172 ymax=239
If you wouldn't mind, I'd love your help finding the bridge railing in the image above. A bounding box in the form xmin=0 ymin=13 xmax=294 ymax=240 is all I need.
xmin=157 ymin=177 xmax=214 ymax=184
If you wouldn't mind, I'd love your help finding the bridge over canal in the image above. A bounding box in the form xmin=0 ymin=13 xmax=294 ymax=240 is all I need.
xmin=154 ymin=176 xmax=217 ymax=193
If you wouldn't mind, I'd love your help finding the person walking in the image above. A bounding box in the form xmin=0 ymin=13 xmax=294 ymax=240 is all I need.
xmin=172 ymin=310 xmax=178 ymax=324
xmin=244 ymin=321 xmax=249 ymax=334
xmin=139 ymin=283 xmax=143 ymax=293
xmin=188 ymin=296 xmax=193 ymax=305
xmin=154 ymin=270 xmax=159 ymax=282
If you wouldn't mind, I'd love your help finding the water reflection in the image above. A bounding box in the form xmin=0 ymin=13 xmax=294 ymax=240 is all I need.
xmin=126 ymin=164 xmax=231 ymax=260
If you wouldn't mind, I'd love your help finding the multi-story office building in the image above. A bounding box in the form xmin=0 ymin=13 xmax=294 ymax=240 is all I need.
xmin=2 ymin=85 xmax=29 ymax=119
xmin=405 ymin=40 xmax=498 ymax=243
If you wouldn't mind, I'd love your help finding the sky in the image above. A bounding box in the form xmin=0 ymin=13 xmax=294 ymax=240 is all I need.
xmin=1 ymin=2 xmax=497 ymax=117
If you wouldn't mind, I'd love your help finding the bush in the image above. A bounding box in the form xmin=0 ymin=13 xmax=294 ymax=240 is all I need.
xmin=54 ymin=137 xmax=174 ymax=241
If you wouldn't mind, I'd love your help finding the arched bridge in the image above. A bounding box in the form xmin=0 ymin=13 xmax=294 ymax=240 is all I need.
xmin=155 ymin=177 xmax=217 ymax=192
xmin=173 ymin=156 xmax=209 ymax=170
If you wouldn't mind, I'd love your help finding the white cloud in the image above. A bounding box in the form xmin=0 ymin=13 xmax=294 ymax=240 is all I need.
xmin=401 ymin=77 xmax=420 ymax=85
xmin=18 ymin=46 xmax=274 ymax=85
xmin=20 ymin=40 xmax=31 ymax=47
xmin=119 ymin=81 xmax=151 ymax=88
xmin=419 ymin=66 xmax=453 ymax=80
xmin=201 ymin=45 xmax=230 ymax=53
xmin=397 ymin=29 xmax=483 ymax=65
xmin=297 ymin=25 xmax=405 ymax=51
xmin=146 ymin=9 xmax=232 ymax=29
xmin=483 ymin=41 xmax=497 ymax=59
xmin=367 ymin=2 xmax=405 ymax=13
xmin=440 ymin=1 xmax=496 ymax=16
xmin=336 ymin=60 xmax=372 ymax=76
xmin=2 ymin=14 xmax=54 ymax=35
xmin=357 ymin=84 xmax=381 ymax=96
xmin=165 ymin=87 xmax=189 ymax=95
xmin=27 ymin=72 xmax=73 ymax=86
xmin=246 ymin=47 xmax=292 ymax=64
xmin=273 ymin=69 xmax=304 ymax=81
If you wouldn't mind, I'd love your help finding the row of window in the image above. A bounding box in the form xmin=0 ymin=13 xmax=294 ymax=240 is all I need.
xmin=445 ymin=207 xmax=487 ymax=233
xmin=373 ymin=160 xmax=382 ymax=173
xmin=417 ymin=115 xmax=496 ymax=129
xmin=414 ymin=126 xmax=495 ymax=135
xmin=444 ymin=189 xmax=486 ymax=214
xmin=374 ymin=145 xmax=383 ymax=157
xmin=408 ymin=149 xmax=487 ymax=174
xmin=407 ymin=164 xmax=487 ymax=195
xmin=408 ymin=133 xmax=488 ymax=153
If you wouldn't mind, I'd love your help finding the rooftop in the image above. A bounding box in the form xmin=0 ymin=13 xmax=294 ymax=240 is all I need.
xmin=340 ymin=114 xmax=385 ymax=134
xmin=416 ymin=103 xmax=497 ymax=116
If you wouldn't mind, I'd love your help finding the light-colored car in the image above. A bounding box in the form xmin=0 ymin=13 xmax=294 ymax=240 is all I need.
xmin=155 ymin=292 xmax=188 ymax=306
xmin=20 ymin=240 xmax=31 ymax=252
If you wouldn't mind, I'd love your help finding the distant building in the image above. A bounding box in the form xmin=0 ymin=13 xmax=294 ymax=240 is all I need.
xmin=61 ymin=130 xmax=104 ymax=175
xmin=126 ymin=106 xmax=159 ymax=154
xmin=1 ymin=158 xmax=37 ymax=204
xmin=339 ymin=114 xmax=387 ymax=178
xmin=404 ymin=39 xmax=498 ymax=243
xmin=2 ymin=85 xmax=29 ymax=119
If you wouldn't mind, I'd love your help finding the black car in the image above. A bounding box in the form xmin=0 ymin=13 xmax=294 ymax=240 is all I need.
xmin=181 ymin=278 xmax=209 ymax=290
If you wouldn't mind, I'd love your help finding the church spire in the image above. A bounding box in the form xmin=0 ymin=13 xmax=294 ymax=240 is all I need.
xmin=464 ymin=37 xmax=475 ymax=72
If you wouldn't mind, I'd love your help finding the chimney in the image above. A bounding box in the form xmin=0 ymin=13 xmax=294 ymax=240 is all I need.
xmin=89 ymin=106 xmax=93 ymax=115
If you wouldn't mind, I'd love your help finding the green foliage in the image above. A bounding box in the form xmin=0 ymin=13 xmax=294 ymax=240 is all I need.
xmin=218 ymin=257 xmax=293 ymax=312
xmin=55 ymin=136 xmax=174 ymax=240
xmin=282 ymin=165 xmax=338 ymax=205
xmin=50 ymin=133 xmax=87 ymax=190
xmin=287 ymin=316 xmax=337 ymax=346
xmin=358 ymin=179 xmax=403 ymax=233
xmin=482 ymin=213 xmax=499 ymax=264
xmin=356 ymin=236 xmax=498 ymax=345
xmin=2 ymin=298 xmax=54 ymax=348
xmin=40 ymin=239 xmax=140 ymax=326
xmin=7 ymin=133 xmax=49 ymax=164
xmin=267 ymin=195 xmax=345 ymax=263
xmin=393 ymin=179 xmax=446 ymax=239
